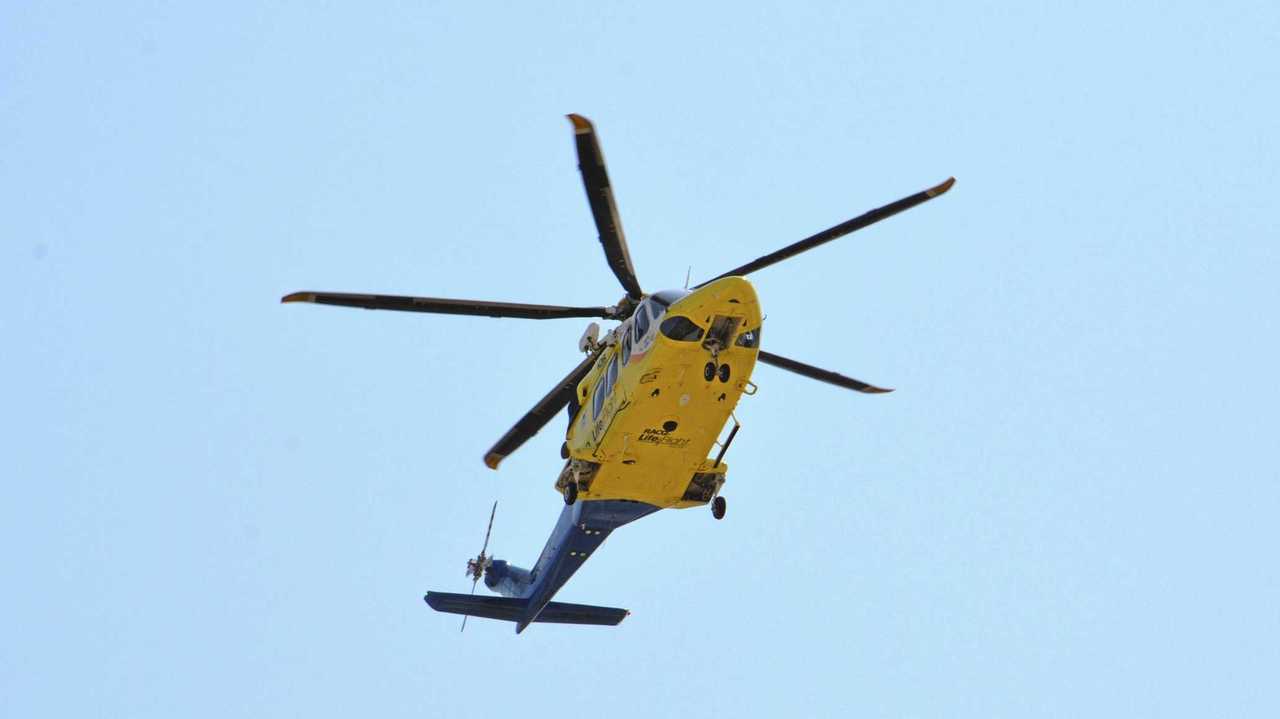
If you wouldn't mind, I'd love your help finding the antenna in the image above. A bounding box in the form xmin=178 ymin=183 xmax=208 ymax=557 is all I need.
xmin=684 ymin=266 xmax=692 ymax=289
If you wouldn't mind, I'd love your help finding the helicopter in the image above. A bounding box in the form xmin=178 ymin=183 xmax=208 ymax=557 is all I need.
xmin=282 ymin=114 xmax=953 ymax=633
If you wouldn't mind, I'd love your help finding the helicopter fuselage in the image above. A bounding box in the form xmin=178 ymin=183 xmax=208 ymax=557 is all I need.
xmin=563 ymin=276 xmax=762 ymax=510
xmin=428 ymin=276 xmax=764 ymax=633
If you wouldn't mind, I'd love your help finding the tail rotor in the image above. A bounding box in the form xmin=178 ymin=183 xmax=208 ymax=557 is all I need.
xmin=460 ymin=500 xmax=498 ymax=632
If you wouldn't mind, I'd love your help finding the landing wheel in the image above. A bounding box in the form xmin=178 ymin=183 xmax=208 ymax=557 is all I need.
xmin=711 ymin=495 xmax=726 ymax=520
xmin=564 ymin=482 xmax=578 ymax=506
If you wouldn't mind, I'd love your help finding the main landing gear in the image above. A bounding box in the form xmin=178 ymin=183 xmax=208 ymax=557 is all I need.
xmin=711 ymin=495 xmax=727 ymax=520
xmin=557 ymin=459 xmax=599 ymax=507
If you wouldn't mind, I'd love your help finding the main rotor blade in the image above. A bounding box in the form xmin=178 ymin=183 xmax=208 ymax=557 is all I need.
xmin=479 ymin=500 xmax=497 ymax=556
xmin=695 ymin=177 xmax=955 ymax=287
xmin=568 ymin=114 xmax=644 ymax=300
xmin=757 ymin=350 xmax=893 ymax=394
xmin=484 ymin=349 xmax=602 ymax=470
xmin=282 ymin=291 xmax=618 ymax=320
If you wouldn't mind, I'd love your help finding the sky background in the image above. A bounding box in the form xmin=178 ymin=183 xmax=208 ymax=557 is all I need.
xmin=4 ymin=2 xmax=1279 ymax=716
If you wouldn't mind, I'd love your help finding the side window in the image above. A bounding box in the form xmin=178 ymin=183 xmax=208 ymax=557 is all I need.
xmin=592 ymin=376 xmax=606 ymax=418
xmin=634 ymin=301 xmax=651 ymax=340
xmin=621 ymin=333 xmax=632 ymax=365
xmin=593 ymin=356 xmax=621 ymax=418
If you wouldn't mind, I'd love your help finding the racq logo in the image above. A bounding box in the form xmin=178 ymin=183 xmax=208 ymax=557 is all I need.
xmin=638 ymin=427 xmax=691 ymax=448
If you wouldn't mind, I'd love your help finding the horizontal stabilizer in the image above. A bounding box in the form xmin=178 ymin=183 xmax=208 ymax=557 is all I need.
xmin=535 ymin=600 xmax=630 ymax=626
xmin=424 ymin=591 xmax=629 ymax=627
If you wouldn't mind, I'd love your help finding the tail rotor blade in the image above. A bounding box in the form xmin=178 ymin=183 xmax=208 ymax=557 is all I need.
xmin=479 ymin=501 xmax=497 ymax=556
xmin=460 ymin=575 xmax=481 ymax=632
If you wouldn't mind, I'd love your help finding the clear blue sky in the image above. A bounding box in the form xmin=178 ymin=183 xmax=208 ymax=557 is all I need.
xmin=4 ymin=2 xmax=1278 ymax=716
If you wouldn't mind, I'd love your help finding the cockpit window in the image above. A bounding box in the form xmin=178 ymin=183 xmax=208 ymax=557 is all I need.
xmin=646 ymin=299 xmax=663 ymax=327
xmin=634 ymin=300 xmax=651 ymax=340
xmin=659 ymin=316 xmax=705 ymax=342
xmin=735 ymin=326 xmax=761 ymax=348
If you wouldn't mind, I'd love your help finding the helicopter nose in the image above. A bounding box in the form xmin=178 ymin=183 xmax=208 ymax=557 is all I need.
xmin=672 ymin=276 xmax=761 ymax=326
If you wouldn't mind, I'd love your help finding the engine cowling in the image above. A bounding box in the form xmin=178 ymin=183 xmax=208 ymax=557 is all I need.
xmin=483 ymin=560 xmax=533 ymax=598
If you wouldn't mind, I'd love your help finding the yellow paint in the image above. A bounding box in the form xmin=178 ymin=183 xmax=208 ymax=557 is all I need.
xmin=926 ymin=176 xmax=956 ymax=198
xmin=567 ymin=113 xmax=594 ymax=133
xmin=563 ymin=277 xmax=762 ymax=509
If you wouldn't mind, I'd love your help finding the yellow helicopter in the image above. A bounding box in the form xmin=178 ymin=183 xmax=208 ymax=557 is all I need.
xmin=283 ymin=114 xmax=953 ymax=632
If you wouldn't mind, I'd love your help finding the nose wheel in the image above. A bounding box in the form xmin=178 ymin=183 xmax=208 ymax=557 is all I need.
xmin=711 ymin=495 xmax=726 ymax=520
xmin=564 ymin=481 xmax=579 ymax=506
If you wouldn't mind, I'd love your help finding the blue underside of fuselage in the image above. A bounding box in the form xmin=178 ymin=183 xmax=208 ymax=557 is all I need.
xmin=498 ymin=498 xmax=661 ymax=632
